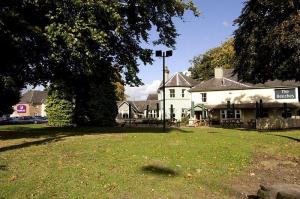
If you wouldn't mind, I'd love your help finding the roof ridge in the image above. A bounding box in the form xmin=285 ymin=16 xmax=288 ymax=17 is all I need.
xmin=164 ymin=73 xmax=175 ymax=85
xmin=178 ymin=72 xmax=191 ymax=86
xmin=223 ymin=77 xmax=251 ymax=88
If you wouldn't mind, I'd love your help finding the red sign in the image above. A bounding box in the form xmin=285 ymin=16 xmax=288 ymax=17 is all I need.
xmin=17 ymin=105 xmax=26 ymax=113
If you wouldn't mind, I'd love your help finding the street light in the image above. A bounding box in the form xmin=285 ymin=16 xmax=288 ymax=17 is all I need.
xmin=156 ymin=50 xmax=173 ymax=132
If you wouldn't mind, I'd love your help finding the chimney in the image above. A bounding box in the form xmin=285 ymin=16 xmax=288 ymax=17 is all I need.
xmin=164 ymin=66 xmax=170 ymax=81
xmin=214 ymin=67 xmax=224 ymax=79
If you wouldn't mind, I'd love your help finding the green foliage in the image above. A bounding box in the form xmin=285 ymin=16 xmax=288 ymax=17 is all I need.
xmin=181 ymin=116 xmax=189 ymax=125
xmin=189 ymin=38 xmax=235 ymax=80
xmin=46 ymin=87 xmax=74 ymax=127
xmin=234 ymin=0 xmax=300 ymax=83
xmin=0 ymin=0 xmax=199 ymax=123
xmin=0 ymin=77 xmax=22 ymax=116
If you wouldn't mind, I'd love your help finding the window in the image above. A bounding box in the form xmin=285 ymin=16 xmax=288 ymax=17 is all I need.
xmin=235 ymin=110 xmax=241 ymax=119
xmin=122 ymin=113 xmax=129 ymax=118
xmin=221 ymin=109 xmax=241 ymax=119
xmin=170 ymin=89 xmax=175 ymax=98
xmin=221 ymin=110 xmax=227 ymax=119
xmin=201 ymin=93 xmax=207 ymax=102
xmin=149 ymin=110 xmax=156 ymax=118
xmin=182 ymin=89 xmax=185 ymax=98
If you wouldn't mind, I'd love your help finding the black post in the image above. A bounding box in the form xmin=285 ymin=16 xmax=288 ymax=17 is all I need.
xmin=163 ymin=52 xmax=166 ymax=131
xmin=156 ymin=103 xmax=159 ymax=118
xmin=227 ymin=101 xmax=231 ymax=118
xmin=170 ymin=104 xmax=174 ymax=121
xmin=156 ymin=50 xmax=172 ymax=132
xmin=256 ymin=101 xmax=259 ymax=119
xmin=259 ymin=99 xmax=263 ymax=118
xmin=146 ymin=105 xmax=149 ymax=119
xmin=129 ymin=103 xmax=132 ymax=124
xmin=283 ymin=103 xmax=287 ymax=119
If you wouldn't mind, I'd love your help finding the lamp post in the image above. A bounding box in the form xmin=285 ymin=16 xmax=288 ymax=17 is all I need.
xmin=156 ymin=50 xmax=173 ymax=132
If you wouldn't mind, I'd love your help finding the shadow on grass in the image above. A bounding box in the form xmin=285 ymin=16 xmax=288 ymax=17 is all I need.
xmin=0 ymin=165 xmax=7 ymax=171
xmin=0 ymin=135 xmax=67 ymax=153
xmin=141 ymin=165 xmax=179 ymax=177
xmin=0 ymin=125 xmax=189 ymax=153
xmin=247 ymin=195 xmax=259 ymax=199
xmin=207 ymin=131 xmax=222 ymax=134
xmin=267 ymin=134 xmax=300 ymax=142
xmin=0 ymin=125 xmax=189 ymax=140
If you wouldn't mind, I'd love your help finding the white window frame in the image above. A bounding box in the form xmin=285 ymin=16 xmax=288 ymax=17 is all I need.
xmin=220 ymin=109 xmax=242 ymax=119
xmin=201 ymin=93 xmax=207 ymax=102
xmin=182 ymin=89 xmax=185 ymax=98
xmin=170 ymin=89 xmax=175 ymax=98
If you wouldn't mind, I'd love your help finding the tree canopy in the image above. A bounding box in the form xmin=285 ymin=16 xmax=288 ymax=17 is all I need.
xmin=0 ymin=0 xmax=199 ymax=119
xmin=234 ymin=0 xmax=300 ymax=83
xmin=189 ymin=38 xmax=235 ymax=80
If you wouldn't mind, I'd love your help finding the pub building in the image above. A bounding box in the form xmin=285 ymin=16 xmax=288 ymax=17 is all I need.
xmin=189 ymin=68 xmax=300 ymax=129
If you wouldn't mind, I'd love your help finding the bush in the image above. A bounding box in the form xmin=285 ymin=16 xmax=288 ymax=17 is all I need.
xmin=46 ymin=89 xmax=74 ymax=127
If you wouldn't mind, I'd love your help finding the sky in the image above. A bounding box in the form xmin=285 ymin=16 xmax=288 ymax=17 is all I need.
xmin=125 ymin=0 xmax=246 ymax=101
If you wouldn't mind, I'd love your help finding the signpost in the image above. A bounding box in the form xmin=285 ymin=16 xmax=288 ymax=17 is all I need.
xmin=17 ymin=105 xmax=26 ymax=113
xmin=275 ymin=89 xmax=296 ymax=99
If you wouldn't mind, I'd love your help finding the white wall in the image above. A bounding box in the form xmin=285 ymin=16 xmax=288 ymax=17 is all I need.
xmin=158 ymin=87 xmax=192 ymax=121
xmin=191 ymin=87 xmax=299 ymax=105
xmin=41 ymin=103 xmax=47 ymax=117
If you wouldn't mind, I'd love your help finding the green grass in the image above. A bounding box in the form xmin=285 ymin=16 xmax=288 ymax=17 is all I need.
xmin=0 ymin=124 xmax=300 ymax=198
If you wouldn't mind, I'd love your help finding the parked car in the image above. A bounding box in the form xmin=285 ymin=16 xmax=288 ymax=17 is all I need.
xmin=0 ymin=117 xmax=13 ymax=125
xmin=32 ymin=116 xmax=48 ymax=124
xmin=5 ymin=116 xmax=48 ymax=125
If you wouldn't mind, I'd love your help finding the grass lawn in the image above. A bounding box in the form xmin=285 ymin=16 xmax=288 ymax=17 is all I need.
xmin=0 ymin=125 xmax=299 ymax=198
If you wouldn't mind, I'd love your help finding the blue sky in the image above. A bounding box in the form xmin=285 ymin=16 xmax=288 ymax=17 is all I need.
xmin=126 ymin=0 xmax=246 ymax=100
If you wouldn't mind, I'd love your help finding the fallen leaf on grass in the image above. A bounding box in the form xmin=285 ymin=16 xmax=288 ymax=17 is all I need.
xmin=9 ymin=175 xmax=17 ymax=181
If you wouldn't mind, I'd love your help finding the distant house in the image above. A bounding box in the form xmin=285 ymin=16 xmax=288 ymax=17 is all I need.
xmin=117 ymin=97 xmax=159 ymax=120
xmin=11 ymin=90 xmax=48 ymax=117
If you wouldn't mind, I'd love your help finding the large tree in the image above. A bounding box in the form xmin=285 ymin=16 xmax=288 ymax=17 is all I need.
xmin=189 ymin=38 xmax=235 ymax=80
xmin=234 ymin=0 xmax=300 ymax=83
xmin=0 ymin=0 xmax=199 ymax=122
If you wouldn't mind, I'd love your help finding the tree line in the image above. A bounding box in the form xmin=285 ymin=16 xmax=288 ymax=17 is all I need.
xmin=189 ymin=0 xmax=299 ymax=83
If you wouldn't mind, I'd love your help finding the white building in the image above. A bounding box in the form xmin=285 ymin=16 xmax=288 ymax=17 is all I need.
xmin=117 ymin=67 xmax=300 ymax=128
xmin=157 ymin=67 xmax=198 ymax=121
xmin=189 ymin=68 xmax=300 ymax=125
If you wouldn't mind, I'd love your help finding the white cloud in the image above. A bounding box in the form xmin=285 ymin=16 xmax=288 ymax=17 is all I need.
xmin=222 ymin=21 xmax=230 ymax=28
xmin=182 ymin=70 xmax=191 ymax=76
xmin=125 ymin=80 xmax=161 ymax=101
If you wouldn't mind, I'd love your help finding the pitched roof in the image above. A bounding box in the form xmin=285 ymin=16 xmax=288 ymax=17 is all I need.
xmin=118 ymin=100 xmax=159 ymax=113
xmin=19 ymin=90 xmax=48 ymax=105
xmin=159 ymin=72 xmax=198 ymax=89
xmin=147 ymin=93 xmax=158 ymax=100
xmin=189 ymin=69 xmax=300 ymax=92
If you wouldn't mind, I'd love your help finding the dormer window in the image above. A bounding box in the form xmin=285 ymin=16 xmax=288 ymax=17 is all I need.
xmin=170 ymin=89 xmax=175 ymax=98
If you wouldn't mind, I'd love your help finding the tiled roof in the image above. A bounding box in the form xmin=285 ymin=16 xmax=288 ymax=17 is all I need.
xmin=19 ymin=90 xmax=48 ymax=105
xmin=147 ymin=93 xmax=158 ymax=100
xmin=118 ymin=100 xmax=159 ymax=113
xmin=189 ymin=69 xmax=300 ymax=92
xmin=159 ymin=72 xmax=198 ymax=88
